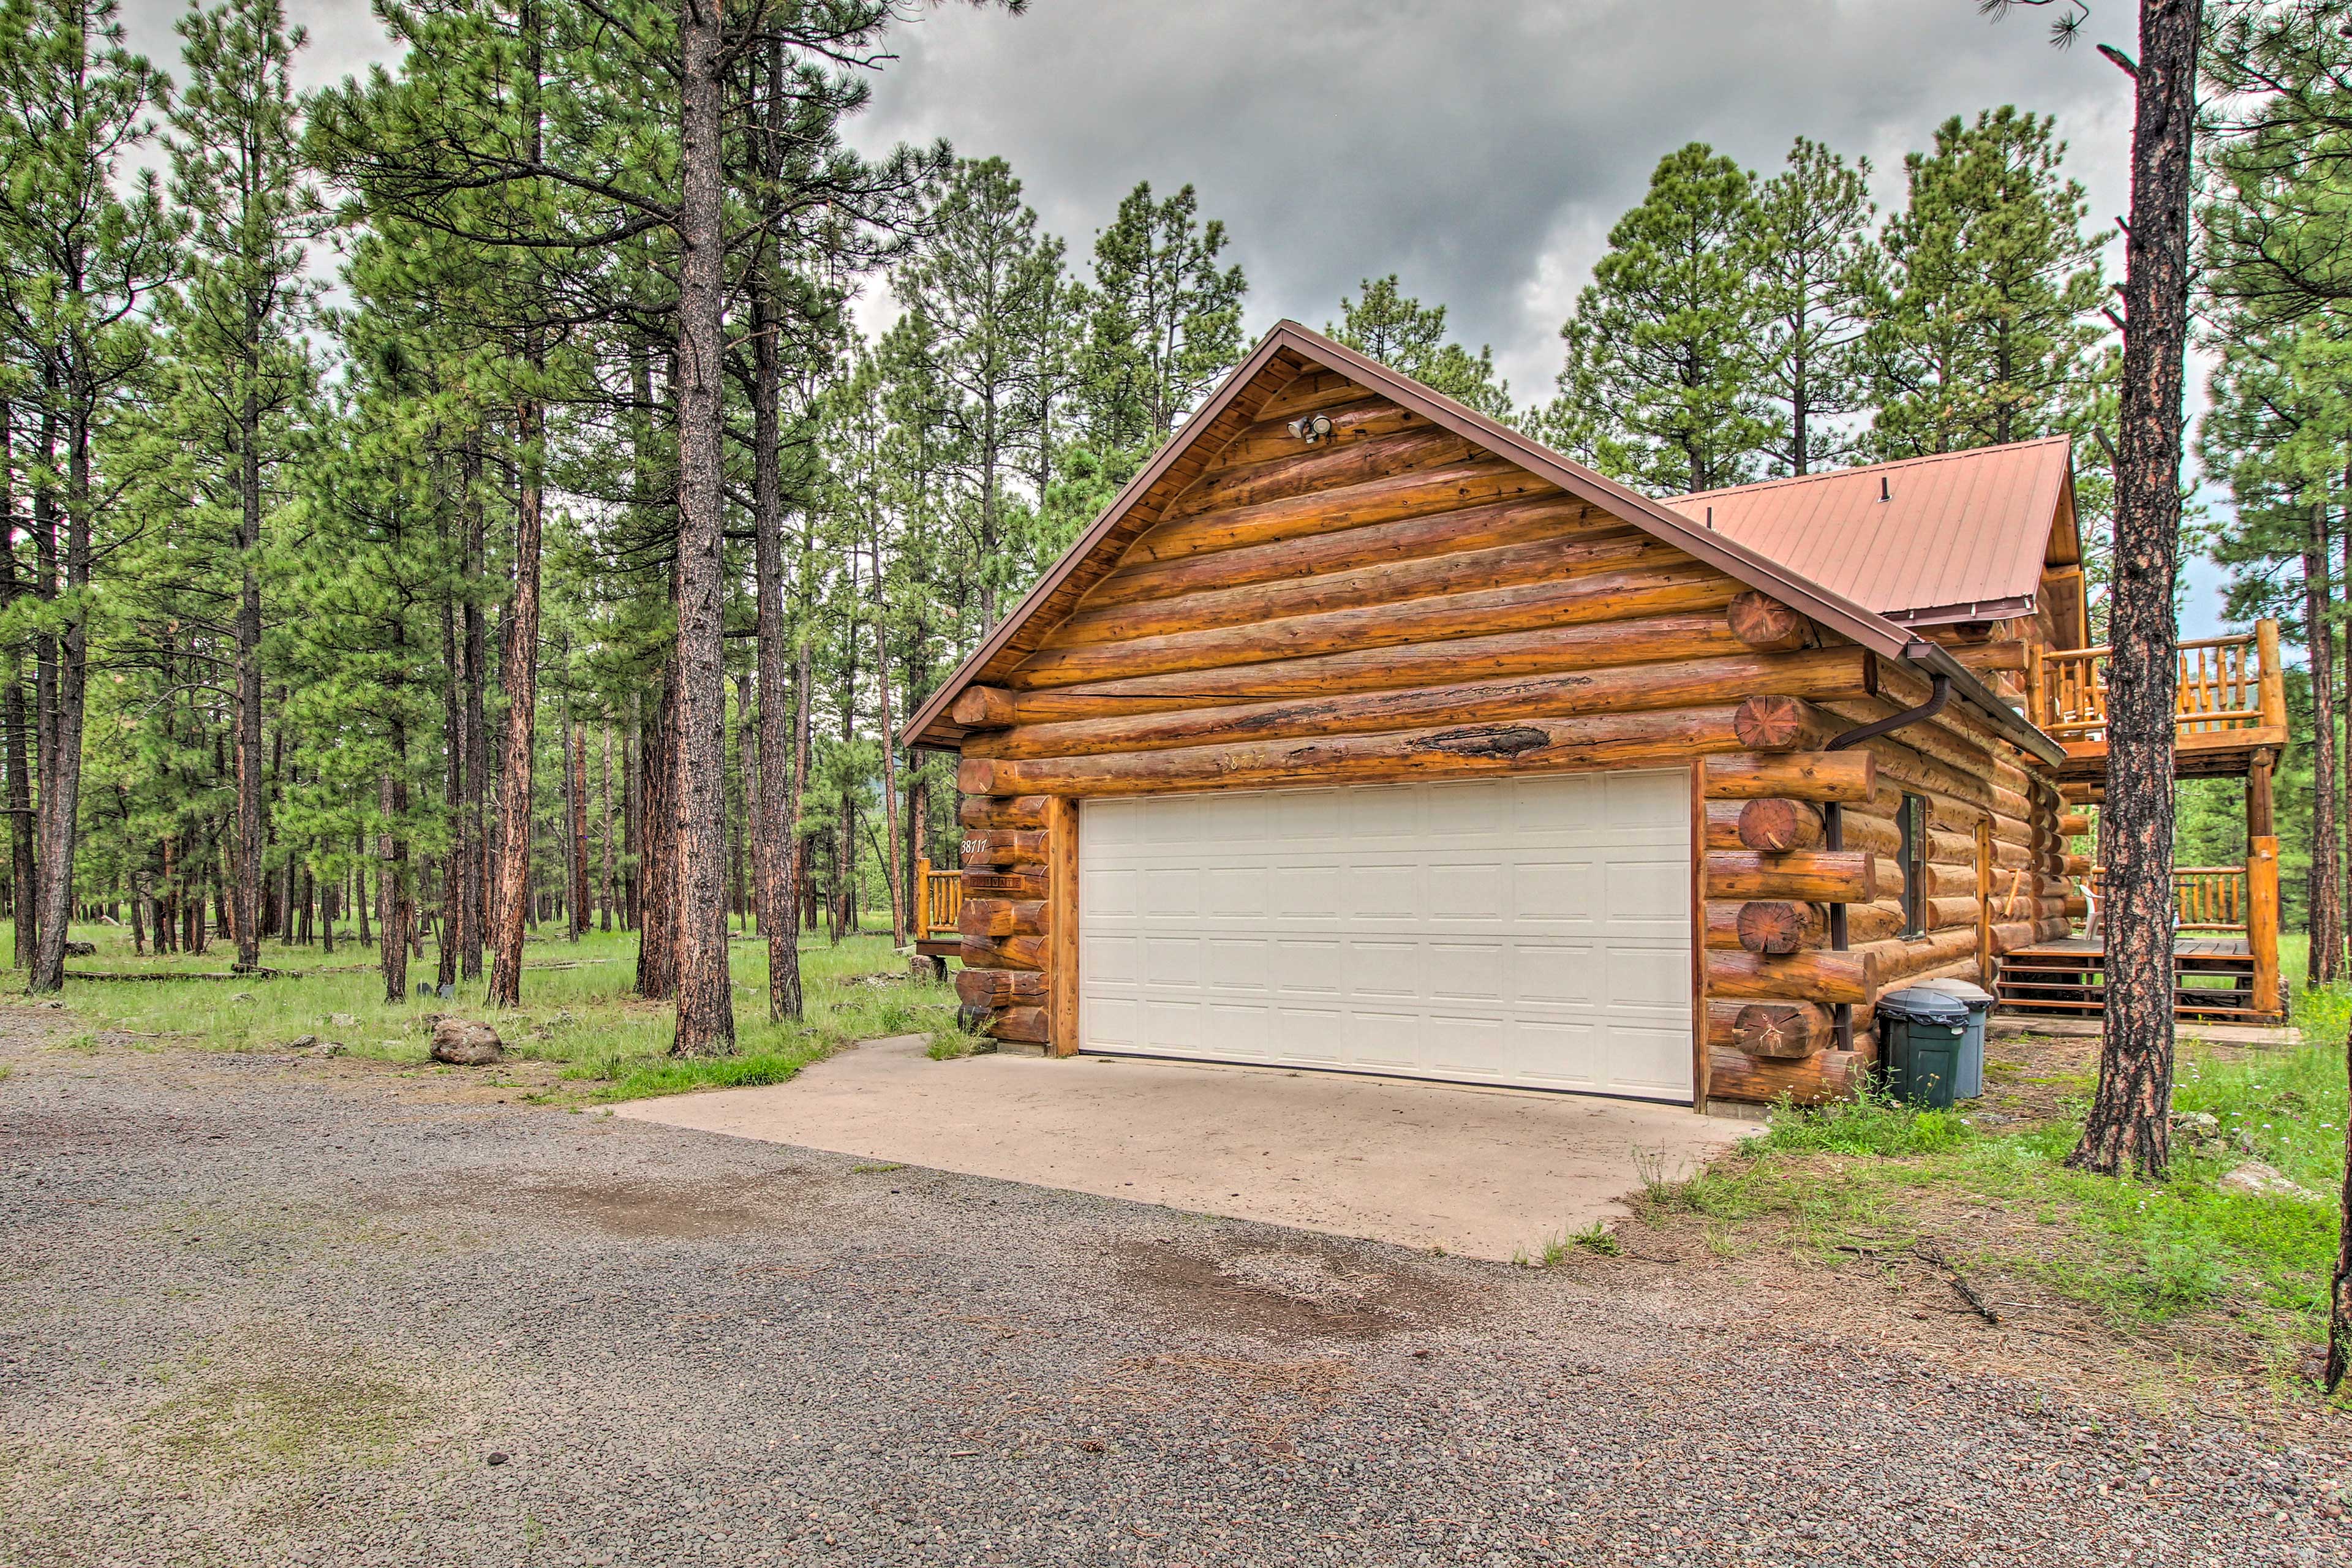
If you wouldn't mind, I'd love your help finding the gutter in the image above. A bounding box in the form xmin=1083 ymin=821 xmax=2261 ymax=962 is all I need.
xmin=1901 ymin=639 xmax=2065 ymax=768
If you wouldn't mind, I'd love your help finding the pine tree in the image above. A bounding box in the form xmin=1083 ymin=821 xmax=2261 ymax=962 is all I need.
xmin=1548 ymin=143 xmax=1770 ymax=494
xmin=1747 ymin=137 xmax=1876 ymax=475
xmin=1327 ymin=275 xmax=1512 ymax=420
xmin=1077 ymin=181 xmax=1246 ymax=469
xmin=1868 ymin=107 xmax=2111 ymax=459
xmin=156 ymin=0 xmax=323 ymax=974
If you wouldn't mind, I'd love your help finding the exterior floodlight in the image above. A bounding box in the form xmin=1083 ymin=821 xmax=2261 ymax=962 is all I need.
xmin=1287 ymin=413 xmax=1334 ymax=444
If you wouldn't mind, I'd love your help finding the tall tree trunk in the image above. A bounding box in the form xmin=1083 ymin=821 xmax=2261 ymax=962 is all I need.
xmin=440 ymin=584 xmax=464 ymax=987
xmin=600 ymin=722 xmax=614 ymax=932
xmin=749 ymin=62 xmax=804 ymax=1018
xmin=624 ymin=689 xmax=642 ymax=930
xmin=379 ymin=763 xmax=410 ymax=1005
xmin=636 ymin=676 xmax=678 ymax=999
xmin=570 ymin=718 xmax=589 ymax=941
xmin=231 ymin=366 xmax=265 ymax=974
xmin=2309 ymin=505 xmax=2345 ymax=985
xmin=0 ymin=402 xmax=35 ymax=971
xmin=461 ymin=429 xmax=488 ymax=981
xmin=873 ymin=597 xmax=905 ymax=947
xmin=31 ymin=391 xmax=94 ymax=993
xmin=488 ymin=6 xmax=546 ymax=1009
xmin=668 ymin=0 xmax=736 ymax=1055
xmin=2070 ymin=0 xmax=2200 ymax=1181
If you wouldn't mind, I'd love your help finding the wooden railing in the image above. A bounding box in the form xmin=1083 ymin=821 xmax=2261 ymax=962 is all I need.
xmin=2031 ymin=621 xmax=2285 ymax=747
xmin=912 ymin=858 xmax=962 ymax=939
xmin=2087 ymin=864 xmax=2251 ymax=931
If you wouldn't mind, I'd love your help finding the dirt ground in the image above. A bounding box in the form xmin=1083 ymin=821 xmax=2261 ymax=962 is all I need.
xmin=4 ymin=1009 xmax=2346 ymax=1567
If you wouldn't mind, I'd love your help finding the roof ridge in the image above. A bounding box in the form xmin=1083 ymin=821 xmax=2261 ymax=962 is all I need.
xmin=1676 ymin=435 xmax=2073 ymax=503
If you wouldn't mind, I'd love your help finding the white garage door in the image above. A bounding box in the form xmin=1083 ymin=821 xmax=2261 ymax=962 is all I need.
xmin=1078 ymin=771 xmax=1694 ymax=1101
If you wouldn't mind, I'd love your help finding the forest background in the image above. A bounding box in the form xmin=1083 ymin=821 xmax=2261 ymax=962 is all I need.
xmin=2 ymin=0 xmax=2349 ymax=1052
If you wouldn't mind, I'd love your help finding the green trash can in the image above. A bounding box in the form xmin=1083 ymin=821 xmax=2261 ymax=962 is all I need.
xmin=1876 ymin=987 xmax=1972 ymax=1109
xmin=1913 ymin=977 xmax=1992 ymax=1100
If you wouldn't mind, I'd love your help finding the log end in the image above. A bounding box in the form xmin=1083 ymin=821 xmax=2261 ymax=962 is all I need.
xmin=1735 ymin=900 xmax=1820 ymax=956
xmin=949 ymin=685 xmax=1018 ymax=729
xmin=1732 ymin=695 xmax=1819 ymax=753
xmin=1736 ymin=797 xmax=1822 ymax=853
xmin=1727 ymin=590 xmax=1815 ymax=652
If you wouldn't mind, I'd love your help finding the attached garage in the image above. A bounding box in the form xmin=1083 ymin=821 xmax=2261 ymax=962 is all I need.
xmin=1077 ymin=774 xmax=1694 ymax=1099
xmin=903 ymin=320 xmax=2072 ymax=1109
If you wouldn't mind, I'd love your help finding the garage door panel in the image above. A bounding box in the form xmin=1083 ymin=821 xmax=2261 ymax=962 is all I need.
xmin=1079 ymin=772 xmax=1692 ymax=1101
xmin=1202 ymin=937 xmax=1272 ymax=992
xmin=1344 ymin=940 xmax=1422 ymax=1000
xmin=1205 ymin=865 xmax=1267 ymax=918
xmin=1426 ymin=941 xmax=1506 ymax=1001
xmin=1272 ymin=866 xmax=1342 ymax=921
xmin=1428 ymin=862 xmax=1507 ymax=922
xmin=1604 ymin=858 xmax=1689 ymax=922
xmin=1513 ymin=940 xmax=1596 ymax=1006
xmin=1344 ymin=861 xmax=1420 ymax=919
xmin=1270 ymin=937 xmax=1343 ymax=995
xmin=1084 ymin=866 xmax=1141 ymax=920
xmin=1512 ymin=861 xmax=1597 ymax=924
xmin=1507 ymin=771 xmax=1605 ymax=831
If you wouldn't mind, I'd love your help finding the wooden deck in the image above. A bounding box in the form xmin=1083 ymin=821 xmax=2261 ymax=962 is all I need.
xmin=1996 ymin=934 xmax=2279 ymax=1023
xmin=2031 ymin=626 xmax=2289 ymax=784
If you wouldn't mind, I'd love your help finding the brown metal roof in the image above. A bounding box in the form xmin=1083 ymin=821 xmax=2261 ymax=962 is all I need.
xmin=1662 ymin=437 xmax=2076 ymax=627
xmin=901 ymin=321 xmax=2064 ymax=767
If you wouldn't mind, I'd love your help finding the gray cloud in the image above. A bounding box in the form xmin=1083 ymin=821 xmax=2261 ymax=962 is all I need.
xmin=849 ymin=0 xmax=2136 ymax=398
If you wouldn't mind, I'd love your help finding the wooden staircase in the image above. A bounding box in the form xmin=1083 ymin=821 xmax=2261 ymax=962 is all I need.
xmin=1996 ymin=940 xmax=2269 ymax=1023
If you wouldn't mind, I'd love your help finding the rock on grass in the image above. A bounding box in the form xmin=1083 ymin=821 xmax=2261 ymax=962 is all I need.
xmin=429 ymin=1019 xmax=505 ymax=1066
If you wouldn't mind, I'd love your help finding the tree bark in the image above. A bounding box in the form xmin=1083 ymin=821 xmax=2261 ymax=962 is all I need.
xmin=599 ymin=722 xmax=614 ymax=932
xmin=2071 ymin=0 xmax=2200 ymax=1181
xmin=0 ymin=402 xmax=35 ymax=970
xmin=748 ymin=113 xmax=804 ymax=1013
xmin=31 ymin=390 xmax=92 ymax=993
xmin=486 ymin=6 xmax=545 ymax=1008
xmin=667 ymin=0 xmax=736 ymax=1054
xmin=231 ymin=364 xmax=264 ymax=974
xmin=379 ymin=766 xmax=410 ymax=1005
xmin=2307 ymin=503 xmax=2345 ymax=984
xmin=636 ymin=675 xmax=678 ymax=999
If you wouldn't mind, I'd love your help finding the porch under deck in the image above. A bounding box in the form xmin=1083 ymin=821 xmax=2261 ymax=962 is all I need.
xmin=1996 ymin=933 xmax=2277 ymax=1024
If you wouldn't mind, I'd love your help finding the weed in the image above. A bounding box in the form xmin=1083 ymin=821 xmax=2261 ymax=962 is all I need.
xmin=850 ymin=1161 xmax=906 ymax=1175
xmin=1568 ymin=1221 xmax=1621 ymax=1257
xmin=925 ymin=1014 xmax=992 ymax=1060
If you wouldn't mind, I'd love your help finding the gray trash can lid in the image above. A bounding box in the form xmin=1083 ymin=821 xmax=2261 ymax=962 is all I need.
xmin=1912 ymin=977 xmax=1993 ymax=1009
xmin=1875 ymin=987 xmax=1972 ymax=1026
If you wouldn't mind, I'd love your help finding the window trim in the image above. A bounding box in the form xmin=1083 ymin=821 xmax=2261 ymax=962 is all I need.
xmin=1899 ymin=793 xmax=1929 ymax=939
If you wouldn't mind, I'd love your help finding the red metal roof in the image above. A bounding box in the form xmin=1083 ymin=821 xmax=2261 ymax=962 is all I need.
xmin=1661 ymin=437 xmax=2076 ymax=626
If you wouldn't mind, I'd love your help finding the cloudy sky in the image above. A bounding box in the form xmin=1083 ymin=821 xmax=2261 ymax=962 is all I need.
xmin=113 ymin=0 xmax=2231 ymax=631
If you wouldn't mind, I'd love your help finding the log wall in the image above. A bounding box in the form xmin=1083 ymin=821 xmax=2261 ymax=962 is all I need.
xmin=948 ymin=362 xmax=2067 ymax=1093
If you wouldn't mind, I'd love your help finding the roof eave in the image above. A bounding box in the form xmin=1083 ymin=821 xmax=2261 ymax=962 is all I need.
xmin=1903 ymin=638 xmax=2067 ymax=767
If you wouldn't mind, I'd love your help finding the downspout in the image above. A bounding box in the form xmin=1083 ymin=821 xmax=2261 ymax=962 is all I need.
xmin=1818 ymin=672 xmax=1953 ymax=1054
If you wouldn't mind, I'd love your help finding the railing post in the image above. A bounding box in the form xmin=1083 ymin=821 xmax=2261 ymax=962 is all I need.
xmin=914 ymin=857 xmax=930 ymax=937
xmin=2248 ymin=836 xmax=2280 ymax=1018
xmin=2256 ymin=619 xmax=2287 ymax=734
xmin=2027 ymin=644 xmax=2047 ymax=729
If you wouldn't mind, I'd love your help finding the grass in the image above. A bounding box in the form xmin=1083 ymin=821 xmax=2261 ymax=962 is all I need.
xmin=1632 ymin=988 xmax=2350 ymax=1384
xmin=34 ymin=918 xmax=955 ymax=1103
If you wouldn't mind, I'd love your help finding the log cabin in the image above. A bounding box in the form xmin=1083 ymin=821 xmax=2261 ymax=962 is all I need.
xmin=902 ymin=321 xmax=2289 ymax=1108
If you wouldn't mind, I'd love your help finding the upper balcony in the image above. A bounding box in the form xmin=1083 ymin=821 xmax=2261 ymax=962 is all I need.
xmin=2027 ymin=622 xmax=2290 ymax=783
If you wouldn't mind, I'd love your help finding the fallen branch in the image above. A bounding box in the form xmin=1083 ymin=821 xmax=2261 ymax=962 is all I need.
xmin=1913 ymin=1242 xmax=2000 ymax=1326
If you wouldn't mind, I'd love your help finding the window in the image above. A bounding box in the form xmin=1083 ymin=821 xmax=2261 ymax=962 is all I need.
xmin=1899 ymin=793 xmax=1929 ymax=938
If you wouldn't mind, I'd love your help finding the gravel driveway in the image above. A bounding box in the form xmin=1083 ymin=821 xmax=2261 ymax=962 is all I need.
xmin=4 ymin=1010 xmax=2345 ymax=1567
